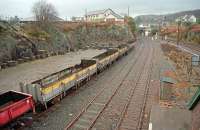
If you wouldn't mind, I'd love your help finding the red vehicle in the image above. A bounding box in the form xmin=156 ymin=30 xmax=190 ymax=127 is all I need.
xmin=0 ymin=91 xmax=35 ymax=127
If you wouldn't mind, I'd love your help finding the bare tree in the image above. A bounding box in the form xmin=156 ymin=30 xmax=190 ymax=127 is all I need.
xmin=32 ymin=0 xmax=58 ymax=25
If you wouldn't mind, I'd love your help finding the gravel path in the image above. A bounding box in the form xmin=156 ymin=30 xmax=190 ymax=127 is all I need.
xmin=0 ymin=49 xmax=105 ymax=93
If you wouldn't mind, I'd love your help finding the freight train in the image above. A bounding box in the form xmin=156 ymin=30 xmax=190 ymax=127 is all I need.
xmin=0 ymin=43 xmax=135 ymax=127
xmin=20 ymin=44 xmax=134 ymax=109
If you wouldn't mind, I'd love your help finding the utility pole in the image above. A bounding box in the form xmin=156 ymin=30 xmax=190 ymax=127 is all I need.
xmin=85 ymin=9 xmax=88 ymax=31
xmin=128 ymin=6 xmax=130 ymax=17
xmin=177 ymin=21 xmax=181 ymax=46
xmin=85 ymin=9 xmax=87 ymax=22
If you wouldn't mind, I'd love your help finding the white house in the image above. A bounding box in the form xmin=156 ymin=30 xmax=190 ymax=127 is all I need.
xmin=175 ymin=15 xmax=197 ymax=23
xmin=187 ymin=15 xmax=197 ymax=23
xmin=85 ymin=8 xmax=124 ymax=22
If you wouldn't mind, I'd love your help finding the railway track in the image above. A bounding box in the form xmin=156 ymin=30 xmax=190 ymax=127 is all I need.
xmin=64 ymin=41 xmax=145 ymax=130
xmin=89 ymin=39 xmax=154 ymax=130
xmin=115 ymin=42 xmax=154 ymax=130
xmin=140 ymin=42 xmax=161 ymax=130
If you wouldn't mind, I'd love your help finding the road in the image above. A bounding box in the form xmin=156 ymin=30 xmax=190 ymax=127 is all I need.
xmin=25 ymin=38 xmax=162 ymax=130
xmin=0 ymin=49 xmax=105 ymax=93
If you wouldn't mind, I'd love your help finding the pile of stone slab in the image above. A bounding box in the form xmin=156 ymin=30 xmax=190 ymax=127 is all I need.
xmin=0 ymin=61 xmax=18 ymax=69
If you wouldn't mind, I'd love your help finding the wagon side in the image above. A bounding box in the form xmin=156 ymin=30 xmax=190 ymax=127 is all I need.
xmin=93 ymin=49 xmax=118 ymax=72
xmin=20 ymin=60 xmax=97 ymax=109
xmin=0 ymin=91 xmax=35 ymax=127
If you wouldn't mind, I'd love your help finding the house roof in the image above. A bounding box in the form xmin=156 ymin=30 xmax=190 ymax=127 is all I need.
xmin=21 ymin=16 xmax=35 ymax=21
xmin=162 ymin=25 xmax=200 ymax=33
xmin=190 ymin=24 xmax=200 ymax=32
xmin=183 ymin=15 xmax=196 ymax=19
xmin=54 ymin=16 xmax=64 ymax=21
xmin=86 ymin=8 xmax=123 ymax=19
xmin=111 ymin=12 xmax=123 ymax=19
xmin=176 ymin=15 xmax=196 ymax=22
xmin=161 ymin=26 xmax=187 ymax=34
xmin=87 ymin=9 xmax=108 ymax=16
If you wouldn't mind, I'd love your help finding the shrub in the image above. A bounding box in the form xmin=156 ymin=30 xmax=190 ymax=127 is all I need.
xmin=28 ymin=30 xmax=49 ymax=40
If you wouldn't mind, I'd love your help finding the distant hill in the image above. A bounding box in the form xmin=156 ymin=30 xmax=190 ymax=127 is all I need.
xmin=135 ymin=9 xmax=200 ymax=25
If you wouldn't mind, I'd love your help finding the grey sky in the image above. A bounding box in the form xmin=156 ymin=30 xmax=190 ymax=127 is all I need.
xmin=0 ymin=0 xmax=199 ymax=19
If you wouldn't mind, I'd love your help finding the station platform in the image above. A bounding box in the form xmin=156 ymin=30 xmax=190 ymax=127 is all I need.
xmin=149 ymin=105 xmax=191 ymax=130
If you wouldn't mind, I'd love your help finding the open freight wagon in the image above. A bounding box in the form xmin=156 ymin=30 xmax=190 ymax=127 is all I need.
xmin=0 ymin=91 xmax=35 ymax=127
xmin=20 ymin=59 xmax=97 ymax=109
xmin=20 ymin=46 xmax=132 ymax=109
xmin=92 ymin=49 xmax=119 ymax=72
xmin=118 ymin=45 xmax=128 ymax=57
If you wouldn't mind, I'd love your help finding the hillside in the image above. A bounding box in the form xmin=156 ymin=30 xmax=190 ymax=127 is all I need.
xmin=0 ymin=21 xmax=133 ymax=63
xmin=135 ymin=9 xmax=200 ymax=25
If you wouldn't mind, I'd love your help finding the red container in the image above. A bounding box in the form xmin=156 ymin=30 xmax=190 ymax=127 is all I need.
xmin=0 ymin=91 xmax=35 ymax=127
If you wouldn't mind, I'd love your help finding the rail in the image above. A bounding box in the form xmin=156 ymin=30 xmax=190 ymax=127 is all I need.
xmin=115 ymin=42 xmax=154 ymax=130
xmin=64 ymin=42 xmax=144 ymax=130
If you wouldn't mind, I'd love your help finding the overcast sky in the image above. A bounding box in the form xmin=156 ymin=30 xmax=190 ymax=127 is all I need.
xmin=0 ymin=0 xmax=200 ymax=19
